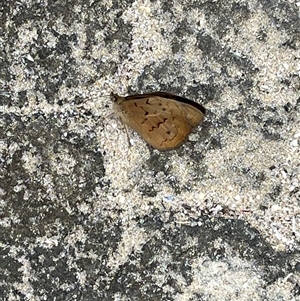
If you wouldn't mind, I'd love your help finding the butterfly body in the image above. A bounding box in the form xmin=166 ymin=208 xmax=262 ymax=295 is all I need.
xmin=112 ymin=92 xmax=206 ymax=151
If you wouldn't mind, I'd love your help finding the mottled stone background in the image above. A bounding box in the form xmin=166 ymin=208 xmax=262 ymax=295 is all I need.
xmin=1 ymin=0 xmax=300 ymax=300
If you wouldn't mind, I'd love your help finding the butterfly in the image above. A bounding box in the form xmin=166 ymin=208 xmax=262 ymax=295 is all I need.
xmin=112 ymin=92 xmax=206 ymax=151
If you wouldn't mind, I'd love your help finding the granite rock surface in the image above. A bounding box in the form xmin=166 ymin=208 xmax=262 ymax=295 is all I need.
xmin=1 ymin=0 xmax=300 ymax=300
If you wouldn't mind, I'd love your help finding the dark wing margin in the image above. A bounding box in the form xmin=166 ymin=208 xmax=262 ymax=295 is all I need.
xmin=124 ymin=92 xmax=206 ymax=116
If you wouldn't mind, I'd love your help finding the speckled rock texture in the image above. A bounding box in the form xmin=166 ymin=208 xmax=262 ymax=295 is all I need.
xmin=1 ymin=0 xmax=300 ymax=300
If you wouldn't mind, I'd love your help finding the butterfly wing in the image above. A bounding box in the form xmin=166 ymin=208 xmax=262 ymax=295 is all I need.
xmin=113 ymin=94 xmax=204 ymax=150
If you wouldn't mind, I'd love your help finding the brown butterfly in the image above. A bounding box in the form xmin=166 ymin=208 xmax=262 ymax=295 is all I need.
xmin=112 ymin=92 xmax=206 ymax=151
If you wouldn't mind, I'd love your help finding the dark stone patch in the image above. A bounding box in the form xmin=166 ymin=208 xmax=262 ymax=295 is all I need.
xmin=199 ymin=1 xmax=251 ymax=38
xmin=138 ymin=184 xmax=158 ymax=198
xmin=249 ymin=106 xmax=287 ymax=141
xmin=100 ymin=5 xmax=133 ymax=64
xmin=257 ymin=28 xmax=268 ymax=42
xmin=171 ymin=19 xmax=195 ymax=53
xmin=186 ymin=82 xmax=220 ymax=105
xmin=259 ymin=0 xmax=300 ymax=49
xmin=265 ymin=185 xmax=283 ymax=202
xmin=233 ymin=166 xmax=267 ymax=190
xmin=55 ymin=33 xmax=77 ymax=55
xmin=9 ymin=2 xmax=48 ymax=27
xmin=196 ymin=31 xmax=257 ymax=74
xmin=138 ymin=153 xmax=181 ymax=197
xmin=0 ymin=111 xmax=107 ymax=240
xmin=160 ymin=1 xmax=175 ymax=13
xmin=1 ymin=217 xmax=122 ymax=301
xmin=206 ymin=134 xmax=223 ymax=150
xmin=293 ymin=284 xmax=300 ymax=297
xmin=295 ymin=262 xmax=300 ymax=272
xmin=145 ymin=153 xmax=171 ymax=176
xmin=166 ymin=174 xmax=182 ymax=195
xmin=99 ymin=213 xmax=297 ymax=300
xmin=134 ymin=62 xmax=220 ymax=104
